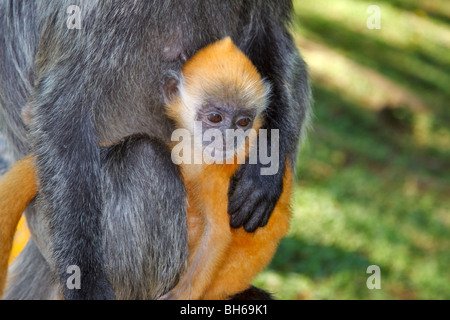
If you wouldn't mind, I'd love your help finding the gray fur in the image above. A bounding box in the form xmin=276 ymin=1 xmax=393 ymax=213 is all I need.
xmin=100 ymin=136 xmax=187 ymax=300
xmin=0 ymin=0 xmax=37 ymax=160
xmin=4 ymin=240 xmax=59 ymax=300
xmin=0 ymin=0 xmax=310 ymax=299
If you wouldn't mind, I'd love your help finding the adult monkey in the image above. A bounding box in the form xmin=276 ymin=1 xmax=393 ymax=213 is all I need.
xmin=0 ymin=0 xmax=311 ymax=300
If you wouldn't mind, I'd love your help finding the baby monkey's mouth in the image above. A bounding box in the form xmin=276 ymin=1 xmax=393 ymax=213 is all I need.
xmin=201 ymin=135 xmax=249 ymax=164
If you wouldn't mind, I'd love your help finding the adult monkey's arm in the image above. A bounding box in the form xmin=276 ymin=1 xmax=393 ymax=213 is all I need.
xmin=229 ymin=1 xmax=311 ymax=232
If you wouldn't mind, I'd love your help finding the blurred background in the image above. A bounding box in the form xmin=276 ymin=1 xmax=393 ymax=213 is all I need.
xmin=5 ymin=0 xmax=449 ymax=300
xmin=254 ymin=0 xmax=450 ymax=299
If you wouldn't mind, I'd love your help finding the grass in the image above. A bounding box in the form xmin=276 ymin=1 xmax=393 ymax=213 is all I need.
xmin=254 ymin=0 xmax=450 ymax=300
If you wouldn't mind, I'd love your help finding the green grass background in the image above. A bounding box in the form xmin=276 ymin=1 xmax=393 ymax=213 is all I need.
xmin=253 ymin=0 xmax=450 ymax=299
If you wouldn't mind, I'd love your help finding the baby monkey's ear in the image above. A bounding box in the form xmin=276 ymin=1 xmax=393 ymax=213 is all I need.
xmin=162 ymin=72 xmax=181 ymax=104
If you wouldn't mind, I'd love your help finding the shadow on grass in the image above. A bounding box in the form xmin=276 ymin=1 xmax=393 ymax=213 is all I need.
xmin=298 ymin=85 xmax=450 ymax=183
xmin=267 ymin=236 xmax=379 ymax=279
xmin=299 ymin=84 xmax=450 ymax=235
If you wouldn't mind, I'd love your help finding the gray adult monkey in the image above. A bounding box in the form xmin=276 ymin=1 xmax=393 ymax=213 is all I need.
xmin=0 ymin=1 xmax=311 ymax=300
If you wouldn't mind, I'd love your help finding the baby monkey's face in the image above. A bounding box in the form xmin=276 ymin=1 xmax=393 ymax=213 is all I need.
xmin=163 ymin=74 xmax=269 ymax=164
xmin=195 ymin=99 xmax=259 ymax=161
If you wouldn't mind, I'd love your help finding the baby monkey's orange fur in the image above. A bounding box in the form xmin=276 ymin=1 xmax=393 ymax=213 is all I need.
xmin=177 ymin=161 xmax=293 ymax=300
xmin=0 ymin=38 xmax=293 ymax=300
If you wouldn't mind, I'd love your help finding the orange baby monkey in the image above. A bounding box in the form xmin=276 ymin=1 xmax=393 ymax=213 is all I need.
xmin=160 ymin=37 xmax=293 ymax=300
xmin=0 ymin=37 xmax=293 ymax=300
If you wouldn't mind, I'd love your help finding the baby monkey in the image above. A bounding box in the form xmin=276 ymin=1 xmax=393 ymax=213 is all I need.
xmin=0 ymin=37 xmax=293 ymax=299
xmin=161 ymin=37 xmax=293 ymax=299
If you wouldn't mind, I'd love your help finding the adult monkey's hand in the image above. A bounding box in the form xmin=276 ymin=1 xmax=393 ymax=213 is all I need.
xmin=228 ymin=161 xmax=286 ymax=233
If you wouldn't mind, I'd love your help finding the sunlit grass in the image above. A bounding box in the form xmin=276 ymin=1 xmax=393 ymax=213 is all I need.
xmin=289 ymin=1 xmax=450 ymax=153
xmin=293 ymin=0 xmax=450 ymax=53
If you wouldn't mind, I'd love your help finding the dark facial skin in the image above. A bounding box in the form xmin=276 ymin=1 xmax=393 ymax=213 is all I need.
xmin=196 ymin=102 xmax=256 ymax=153
xmin=198 ymin=103 xmax=255 ymax=131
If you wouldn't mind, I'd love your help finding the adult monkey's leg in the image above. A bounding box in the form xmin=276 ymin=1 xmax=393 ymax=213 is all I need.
xmin=4 ymin=135 xmax=188 ymax=300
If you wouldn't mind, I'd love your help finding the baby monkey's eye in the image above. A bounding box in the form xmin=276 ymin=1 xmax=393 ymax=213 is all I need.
xmin=208 ymin=113 xmax=223 ymax=123
xmin=236 ymin=117 xmax=251 ymax=128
